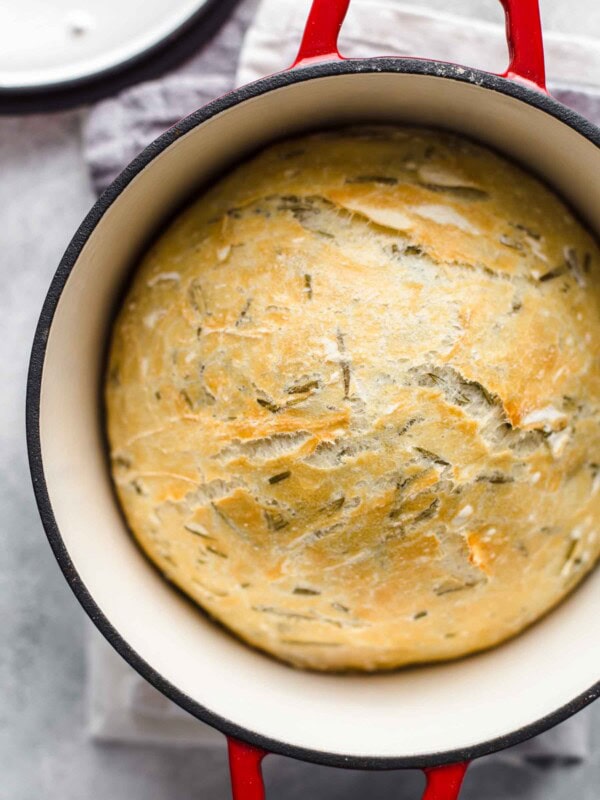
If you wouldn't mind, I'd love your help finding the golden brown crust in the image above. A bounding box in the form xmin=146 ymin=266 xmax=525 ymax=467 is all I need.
xmin=106 ymin=126 xmax=600 ymax=671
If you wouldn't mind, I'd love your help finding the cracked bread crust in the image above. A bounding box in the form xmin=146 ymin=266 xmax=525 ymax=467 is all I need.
xmin=106 ymin=126 xmax=600 ymax=671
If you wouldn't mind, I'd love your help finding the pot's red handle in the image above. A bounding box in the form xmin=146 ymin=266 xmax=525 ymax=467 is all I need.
xmin=292 ymin=0 xmax=546 ymax=92
xmin=422 ymin=763 xmax=470 ymax=800
xmin=228 ymin=738 xmax=469 ymax=800
xmin=227 ymin=736 xmax=269 ymax=800
xmin=228 ymin=738 xmax=268 ymax=800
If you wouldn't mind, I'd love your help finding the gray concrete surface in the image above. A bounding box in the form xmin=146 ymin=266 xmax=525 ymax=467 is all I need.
xmin=2 ymin=1 xmax=600 ymax=798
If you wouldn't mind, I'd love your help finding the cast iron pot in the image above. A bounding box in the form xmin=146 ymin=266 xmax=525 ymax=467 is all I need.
xmin=27 ymin=1 xmax=600 ymax=797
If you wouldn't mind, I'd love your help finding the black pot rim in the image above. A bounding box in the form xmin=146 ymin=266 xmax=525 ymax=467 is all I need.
xmin=0 ymin=0 xmax=240 ymax=115
xmin=27 ymin=56 xmax=600 ymax=771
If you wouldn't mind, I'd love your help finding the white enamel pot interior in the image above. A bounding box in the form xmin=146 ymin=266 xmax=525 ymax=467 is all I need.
xmin=28 ymin=62 xmax=600 ymax=768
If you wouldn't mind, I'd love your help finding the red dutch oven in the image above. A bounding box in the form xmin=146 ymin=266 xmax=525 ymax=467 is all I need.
xmin=27 ymin=1 xmax=600 ymax=798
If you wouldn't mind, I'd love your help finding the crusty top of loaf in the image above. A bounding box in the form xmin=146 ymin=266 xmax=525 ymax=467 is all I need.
xmin=106 ymin=127 xmax=600 ymax=671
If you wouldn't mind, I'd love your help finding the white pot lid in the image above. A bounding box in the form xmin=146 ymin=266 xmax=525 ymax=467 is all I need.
xmin=0 ymin=0 xmax=238 ymax=112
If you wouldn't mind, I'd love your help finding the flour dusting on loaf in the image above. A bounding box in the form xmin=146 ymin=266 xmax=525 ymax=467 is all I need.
xmin=106 ymin=127 xmax=600 ymax=671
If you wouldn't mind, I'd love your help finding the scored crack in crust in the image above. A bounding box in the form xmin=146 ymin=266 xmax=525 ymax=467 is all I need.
xmin=106 ymin=126 xmax=600 ymax=671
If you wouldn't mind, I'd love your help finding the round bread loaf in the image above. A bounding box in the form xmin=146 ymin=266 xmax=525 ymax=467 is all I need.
xmin=106 ymin=127 xmax=600 ymax=671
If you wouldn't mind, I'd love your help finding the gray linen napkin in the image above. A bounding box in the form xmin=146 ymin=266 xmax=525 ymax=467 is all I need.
xmin=83 ymin=0 xmax=595 ymax=767
xmin=83 ymin=0 xmax=258 ymax=193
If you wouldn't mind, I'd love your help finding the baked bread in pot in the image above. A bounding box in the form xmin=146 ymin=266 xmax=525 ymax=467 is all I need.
xmin=106 ymin=126 xmax=600 ymax=671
